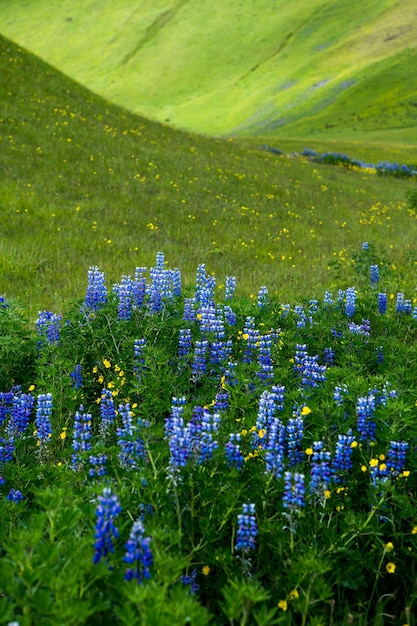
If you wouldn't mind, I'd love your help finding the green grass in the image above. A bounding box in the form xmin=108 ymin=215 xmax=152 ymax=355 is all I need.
xmin=1 ymin=35 xmax=417 ymax=319
xmin=1 ymin=0 xmax=417 ymax=149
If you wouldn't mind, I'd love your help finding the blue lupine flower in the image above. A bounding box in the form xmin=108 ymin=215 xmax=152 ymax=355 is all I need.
xmin=114 ymin=275 xmax=134 ymax=320
xmin=264 ymin=417 xmax=286 ymax=479
xmin=378 ymin=293 xmax=387 ymax=315
xmin=294 ymin=344 xmax=308 ymax=375
xmin=323 ymin=347 xmax=335 ymax=365
xmin=7 ymin=488 xmax=24 ymax=502
xmin=332 ymin=431 xmax=356 ymax=482
xmin=88 ymin=454 xmax=108 ymax=478
xmin=0 ymin=437 xmax=14 ymax=463
xmin=181 ymin=569 xmax=200 ymax=594
xmin=93 ymin=488 xmax=122 ymax=564
xmin=70 ymin=365 xmax=83 ymax=390
xmin=155 ymin=251 xmax=165 ymax=270
xmin=191 ymin=339 xmax=208 ymax=381
xmin=257 ymin=285 xmax=269 ymax=308
xmin=36 ymin=311 xmax=62 ymax=345
xmin=309 ymin=441 xmax=332 ymax=496
xmin=242 ymin=317 xmax=260 ymax=364
xmin=370 ymin=265 xmax=379 ymax=286
xmin=133 ymin=267 xmax=147 ymax=307
xmin=235 ymin=503 xmax=257 ymax=554
xmin=255 ymin=390 xmax=277 ymax=438
xmin=296 ymin=348 xmax=326 ymax=389
xmin=197 ymin=410 xmax=220 ymax=464
xmin=357 ymin=394 xmax=376 ymax=443
xmin=287 ymin=416 xmax=304 ymax=466
xmin=116 ymin=403 xmax=148 ymax=469
xmin=214 ymin=391 xmax=229 ymax=411
xmin=133 ymin=338 xmax=147 ymax=380
xmin=178 ymin=328 xmax=192 ymax=359
xmin=124 ymin=518 xmax=153 ymax=582
xmin=283 ymin=471 xmax=305 ymax=511
xmin=225 ymin=276 xmax=237 ymax=300
xmin=348 ymin=319 xmax=371 ymax=337
xmin=225 ymin=433 xmax=244 ymax=470
xmin=345 ymin=287 xmax=357 ymax=318
xmin=334 ymin=384 xmax=349 ymax=406
xmin=224 ymin=304 xmax=236 ymax=326
xmin=294 ymin=305 xmax=309 ymax=328
xmin=386 ymin=441 xmax=409 ymax=477
xmin=257 ymin=334 xmax=274 ymax=383
xmin=71 ymin=405 xmax=92 ymax=471
xmin=172 ymin=268 xmax=182 ymax=297
xmin=183 ymin=297 xmax=197 ymax=321
xmin=35 ymin=393 xmax=53 ymax=450
xmin=99 ymin=389 xmax=116 ymax=440
xmin=7 ymin=392 xmax=34 ymax=437
xmin=323 ymin=291 xmax=334 ymax=306
xmin=271 ymin=385 xmax=285 ymax=411
xmin=0 ymin=476 xmax=4 ymax=485
xmin=195 ymin=264 xmax=215 ymax=307
xmin=362 ymin=242 xmax=369 ymax=250
xmin=83 ymin=266 xmax=107 ymax=312
xmin=396 ymin=293 xmax=412 ymax=314
xmin=0 ymin=390 xmax=14 ymax=428
xmin=223 ymin=361 xmax=238 ymax=387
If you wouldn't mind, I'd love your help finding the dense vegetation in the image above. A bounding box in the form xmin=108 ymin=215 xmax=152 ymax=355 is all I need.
xmin=1 ymin=3 xmax=417 ymax=622
xmin=2 ymin=247 xmax=417 ymax=624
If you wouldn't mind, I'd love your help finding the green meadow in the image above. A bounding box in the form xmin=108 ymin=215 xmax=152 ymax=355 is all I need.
xmin=1 ymin=0 xmax=417 ymax=151
xmin=0 ymin=34 xmax=417 ymax=318
xmin=2 ymin=3 xmax=417 ymax=625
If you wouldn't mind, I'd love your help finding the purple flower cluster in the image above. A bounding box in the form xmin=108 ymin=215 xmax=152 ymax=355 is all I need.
xmin=235 ymin=503 xmax=257 ymax=554
xmin=283 ymin=471 xmax=305 ymax=512
xmin=124 ymin=518 xmax=153 ymax=582
xmin=35 ymin=393 xmax=53 ymax=448
xmin=36 ymin=311 xmax=62 ymax=345
xmin=93 ymin=488 xmax=121 ymax=564
xmin=83 ymin=266 xmax=107 ymax=312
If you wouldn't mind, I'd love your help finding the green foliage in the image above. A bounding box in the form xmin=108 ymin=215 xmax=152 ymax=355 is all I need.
xmin=1 ymin=248 xmax=417 ymax=623
xmin=0 ymin=299 xmax=36 ymax=389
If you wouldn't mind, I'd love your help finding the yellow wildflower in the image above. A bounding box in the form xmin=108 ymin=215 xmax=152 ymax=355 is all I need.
xmin=324 ymin=490 xmax=331 ymax=499
xmin=386 ymin=562 xmax=396 ymax=574
xmin=103 ymin=359 xmax=111 ymax=369
xmin=350 ymin=441 xmax=358 ymax=448
xmin=289 ymin=589 xmax=299 ymax=600
xmin=28 ymin=384 xmax=35 ymax=392
xmin=278 ymin=600 xmax=288 ymax=611
xmin=301 ymin=406 xmax=311 ymax=416
xmin=385 ymin=542 xmax=394 ymax=552
xmin=202 ymin=566 xmax=210 ymax=576
xmin=369 ymin=458 xmax=379 ymax=468
xmin=305 ymin=448 xmax=313 ymax=456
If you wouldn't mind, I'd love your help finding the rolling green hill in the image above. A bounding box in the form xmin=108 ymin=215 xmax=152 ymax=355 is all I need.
xmin=1 ymin=0 xmax=417 ymax=146
xmin=1 ymin=35 xmax=417 ymax=318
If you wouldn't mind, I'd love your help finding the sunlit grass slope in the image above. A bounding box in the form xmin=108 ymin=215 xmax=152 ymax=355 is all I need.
xmin=1 ymin=0 xmax=417 ymax=147
xmin=1 ymin=36 xmax=417 ymax=319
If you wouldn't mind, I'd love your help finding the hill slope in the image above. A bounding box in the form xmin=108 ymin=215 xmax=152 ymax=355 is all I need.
xmin=1 ymin=35 xmax=417 ymax=317
xmin=1 ymin=0 xmax=417 ymax=144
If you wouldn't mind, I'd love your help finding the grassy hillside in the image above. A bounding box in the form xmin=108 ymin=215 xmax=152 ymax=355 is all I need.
xmin=1 ymin=0 xmax=417 ymax=148
xmin=1 ymin=35 xmax=417 ymax=319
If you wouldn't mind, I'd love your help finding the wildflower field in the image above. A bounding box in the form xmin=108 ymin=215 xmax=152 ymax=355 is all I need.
xmin=2 ymin=245 xmax=417 ymax=625
xmin=2 ymin=21 xmax=417 ymax=626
